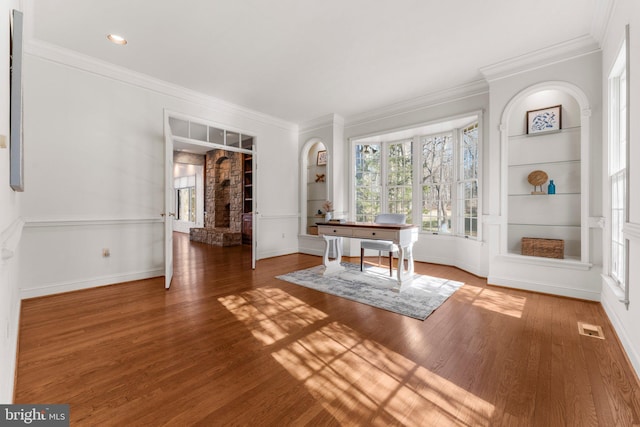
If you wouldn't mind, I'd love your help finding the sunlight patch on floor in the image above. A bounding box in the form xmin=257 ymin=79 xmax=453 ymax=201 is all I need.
xmin=272 ymin=321 xmax=495 ymax=425
xmin=221 ymin=287 xmax=494 ymax=425
xmin=218 ymin=288 xmax=328 ymax=345
xmin=456 ymin=286 xmax=526 ymax=319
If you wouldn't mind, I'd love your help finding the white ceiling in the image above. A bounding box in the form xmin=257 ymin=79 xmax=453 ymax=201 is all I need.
xmin=28 ymin=0 xmax=603 ymax=124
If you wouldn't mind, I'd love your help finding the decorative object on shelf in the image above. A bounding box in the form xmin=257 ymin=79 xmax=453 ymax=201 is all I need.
xmin=317 ymin=150 xmax=327 ymax=166
xmin=527 ymin=104 xmax=561 ymax=135
xmin=527 ymin=170 xmax=548 ymax=195
xmin=547 ymin=179 xmax=556 ymax=194
xmin=315 ymin=173 xmax=325 ymax=182
xmin=322 ymin=200 xmax=334 ymax=221
xmin=521 ymin=237 xmax=564 ymax=259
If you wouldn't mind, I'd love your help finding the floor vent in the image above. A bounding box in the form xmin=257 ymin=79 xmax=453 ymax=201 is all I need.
xmin=578 ymin=322 xmax=605 ymax=339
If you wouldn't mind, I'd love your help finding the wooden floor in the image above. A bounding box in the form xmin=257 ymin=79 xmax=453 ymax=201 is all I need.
xmin=15 ymin=233 xmax=640 ymax=426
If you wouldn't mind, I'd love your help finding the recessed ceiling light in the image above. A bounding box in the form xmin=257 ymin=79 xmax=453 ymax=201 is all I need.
xmin=107 ymin=34 xmax=127 ymax=45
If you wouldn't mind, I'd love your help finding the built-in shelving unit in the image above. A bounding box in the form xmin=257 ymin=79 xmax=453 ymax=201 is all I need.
xmin=506 ymin=92 xmax=583 ymax=261
xmin=305 ymin=142 xmax=327 ymax=235
xmin=242 ymin=154 xmax=252 ymax=244
xmin=243 ymin=154 xmax=252 ymax=213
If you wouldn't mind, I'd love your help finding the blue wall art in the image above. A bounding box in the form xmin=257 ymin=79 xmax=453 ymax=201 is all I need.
xmin=526 ymin=105 xmax=562 ymax=135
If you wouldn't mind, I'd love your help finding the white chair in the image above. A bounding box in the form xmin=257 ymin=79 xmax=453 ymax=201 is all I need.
xmin=360 ymin=213 xmax=406 ymax=276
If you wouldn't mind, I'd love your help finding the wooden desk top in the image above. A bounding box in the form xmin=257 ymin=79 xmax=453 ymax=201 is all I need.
xmin=316 ymin=222 xmax=417 ymax=230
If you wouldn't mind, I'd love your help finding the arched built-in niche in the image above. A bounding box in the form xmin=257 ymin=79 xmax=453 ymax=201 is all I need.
xmin=300 ymin=138 xmax=328 ymax=235
xmin=215 ymin=157 xmax=231 ymax=228
xmin=500 ymin=81 xmax=591 ymax=264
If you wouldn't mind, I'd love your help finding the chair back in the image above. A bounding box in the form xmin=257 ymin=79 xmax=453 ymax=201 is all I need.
xmin=374 ymin=213 xmax=406 ymax=225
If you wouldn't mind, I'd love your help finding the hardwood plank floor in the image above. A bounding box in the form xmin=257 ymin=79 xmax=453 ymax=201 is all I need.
xmin=15 ymin=232 xmax=640 ymax=426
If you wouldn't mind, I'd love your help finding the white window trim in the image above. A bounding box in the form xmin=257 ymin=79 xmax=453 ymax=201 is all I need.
xmin=604 ymin=34 xmax=629 ymax=302
xmin=349 ymin=111 xmax=483 ymax=241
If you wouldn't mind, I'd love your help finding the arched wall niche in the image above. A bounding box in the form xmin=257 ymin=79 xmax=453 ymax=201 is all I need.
xmin=500 ymin=81 xmax=591 ymax=264
xmin=215 ymin=157 xmax=231 ymax=228
xmin=300 ymin=138 xmax=329 ymax=235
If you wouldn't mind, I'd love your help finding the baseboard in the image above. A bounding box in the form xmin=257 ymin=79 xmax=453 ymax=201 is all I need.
xmin=20 ymin=269 xmax=164 ymax=299
xmin=257 ymin=247 xmax=299 ymax=260
xmin=601 ymin=291 xmax=640 ymax=382
xmin=298 ymin=247 xmax=325 ymax=257
xmin=488 ymin=275 xmax=600 ymax=301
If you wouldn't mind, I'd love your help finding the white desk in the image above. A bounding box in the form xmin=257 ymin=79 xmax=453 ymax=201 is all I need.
xmin=317 ymin=222 xmax=419 ymax=287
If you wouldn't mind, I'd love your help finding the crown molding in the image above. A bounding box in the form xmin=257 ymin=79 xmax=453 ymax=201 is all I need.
xmin=480 ymin=34 xmax=601 ymax=83
xmin=345 ymin=80 xmax=489 ymax=128
xmin=24 ymin=40 xmax=297 ymax=132
xmin=590 ymin=0 xmax=615 ymax=46
xmin=480 ymin=34 xmax=600 ymax=82
xmin=300 ymin=113 xmax=345 ymax=134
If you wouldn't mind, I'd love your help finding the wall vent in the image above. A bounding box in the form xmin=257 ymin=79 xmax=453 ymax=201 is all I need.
xmin=578 ymin=322 xmax=605 ymax=339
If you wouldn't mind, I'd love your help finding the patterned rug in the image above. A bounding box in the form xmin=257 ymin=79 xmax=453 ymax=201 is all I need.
xmin=276 ymin=262 xmax=463 ymax=320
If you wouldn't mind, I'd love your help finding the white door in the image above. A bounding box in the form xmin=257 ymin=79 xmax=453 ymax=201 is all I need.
xmin=164 ymin=112 xmax=174 ymax=289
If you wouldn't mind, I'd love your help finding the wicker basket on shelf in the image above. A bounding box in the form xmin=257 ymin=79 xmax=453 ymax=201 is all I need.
xmin=521 ymin=237 xmax=564 ymax=259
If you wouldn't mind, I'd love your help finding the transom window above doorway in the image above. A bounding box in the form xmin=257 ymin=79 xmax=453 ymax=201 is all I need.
xmin=168 ymin=117 xmax=254 ymax=150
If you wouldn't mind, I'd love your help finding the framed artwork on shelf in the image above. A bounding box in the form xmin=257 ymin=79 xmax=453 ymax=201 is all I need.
xmin=527 ymin=105 xmax=561 ymax=135
xmin=317 ymin=150 xmax=327 ymax=166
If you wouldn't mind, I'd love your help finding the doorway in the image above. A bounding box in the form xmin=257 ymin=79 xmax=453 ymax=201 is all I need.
xmin=164 ymin=111 xmax=256 ymax=289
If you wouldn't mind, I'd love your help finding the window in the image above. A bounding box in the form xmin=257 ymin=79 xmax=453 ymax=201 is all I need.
xmin=175 ymin=175 xmax=196 ymax=223
xmin=354 ymin=144 xmax=381 ymax=223
xmin=608 ymin=43 xmax=627 ymax=288
xmin=421 ymin=133 xmax=453 ymax=232
xmin=386 ymin=141 xmax=413 ymax=220
xmin=459 ymin=123 xmax=479 ymax=237
xmin=353 ymin=115 xmax=480 ymax=238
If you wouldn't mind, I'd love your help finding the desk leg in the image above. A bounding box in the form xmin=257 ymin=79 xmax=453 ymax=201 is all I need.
xmin=396 ymin=243 xmax=415 ymax=290
xmin=322 ymin=235 xmax=345 ymax=275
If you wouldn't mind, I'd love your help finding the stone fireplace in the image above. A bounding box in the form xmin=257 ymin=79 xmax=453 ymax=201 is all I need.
xmin=190 ymin=149 xmax=243 ymax=246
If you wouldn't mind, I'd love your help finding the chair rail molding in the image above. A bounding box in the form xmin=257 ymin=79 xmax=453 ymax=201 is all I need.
xmin=23 ymin=216 xmax=163 ymax=228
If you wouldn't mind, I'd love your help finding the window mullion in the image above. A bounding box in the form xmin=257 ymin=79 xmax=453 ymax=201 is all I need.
xmin=412 ymin=135 xmax=421 ymax=226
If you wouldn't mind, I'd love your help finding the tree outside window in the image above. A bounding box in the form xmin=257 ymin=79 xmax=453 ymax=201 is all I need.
xmin=353 ymin=117 xmax=480 ymax=239
xmin=387 ymin=141 xmax=413 ymax=221
xmin=354 ymin=144 xmax=382 ymax=223
xmin=421 ymin=134 xmax=452 ymax=233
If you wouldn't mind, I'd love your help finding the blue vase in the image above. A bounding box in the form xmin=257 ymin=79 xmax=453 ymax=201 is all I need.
xmin=548 ymin=180 xmax=556 ymax=195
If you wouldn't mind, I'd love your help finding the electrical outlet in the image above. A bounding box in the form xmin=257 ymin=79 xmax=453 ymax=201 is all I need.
xmin=102 ymin=248 xmax=110 ymax=257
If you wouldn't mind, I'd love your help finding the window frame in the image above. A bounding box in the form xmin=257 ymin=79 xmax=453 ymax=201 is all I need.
xmin=606 ymin=40 xmax=629 ymax=291
xmin=174 ymin=175 xmax=197 ymax=223
xmin=350 ymin=112 xmax=482 ymax=240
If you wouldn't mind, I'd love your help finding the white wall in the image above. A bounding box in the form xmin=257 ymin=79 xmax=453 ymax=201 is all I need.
xmin=600 ymin=0 xmax=640 ymax=379
xmin=0 ymin=0 xmax=24 ymax=403
xmin=19 ymin=43 xmax=298 ymax=297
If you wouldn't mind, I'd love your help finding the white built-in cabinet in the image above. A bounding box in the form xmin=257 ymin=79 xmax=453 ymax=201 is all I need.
xmin=503 ymin=86 xmax=590 ymax=263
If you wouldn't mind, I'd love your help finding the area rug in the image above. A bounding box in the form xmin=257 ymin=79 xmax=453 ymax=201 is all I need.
xmin=276 ymin=263 xmax=463 ymax=320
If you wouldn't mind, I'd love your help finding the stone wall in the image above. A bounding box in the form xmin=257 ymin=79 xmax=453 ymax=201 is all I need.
xmin=205 ymin=149 xmax=243 ymax=233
